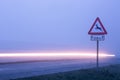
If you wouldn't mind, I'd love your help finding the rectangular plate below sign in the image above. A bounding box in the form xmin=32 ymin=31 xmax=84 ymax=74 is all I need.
xmin=90 ymin=35 xmax=105 ymax=41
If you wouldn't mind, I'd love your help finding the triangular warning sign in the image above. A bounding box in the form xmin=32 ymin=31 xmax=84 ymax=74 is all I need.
xmin=88 ymin=17 xmax=107 ymax=35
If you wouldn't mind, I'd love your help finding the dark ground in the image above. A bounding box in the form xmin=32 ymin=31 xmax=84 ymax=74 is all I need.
xmin=11 ymin=64 xmax=120 ymax=80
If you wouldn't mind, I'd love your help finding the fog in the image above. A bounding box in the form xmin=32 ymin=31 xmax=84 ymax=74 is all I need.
xmin=0 ymin=0 xmax=120 ymax=55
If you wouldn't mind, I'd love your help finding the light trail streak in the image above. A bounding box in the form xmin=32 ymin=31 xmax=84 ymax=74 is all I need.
xmin=0 ymin=52 xmax=115 ymax=58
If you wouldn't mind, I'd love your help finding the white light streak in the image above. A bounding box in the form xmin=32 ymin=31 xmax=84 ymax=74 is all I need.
xmin=0 ymin=52 xmax=115 ymax=58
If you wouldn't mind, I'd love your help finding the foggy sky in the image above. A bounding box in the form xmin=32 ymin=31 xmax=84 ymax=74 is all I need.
xmin=0 ymin=0 xmax=120 ymax=54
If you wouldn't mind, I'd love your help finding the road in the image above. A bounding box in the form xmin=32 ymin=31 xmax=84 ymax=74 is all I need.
xmin=0 ymin=57 xmax=118 ymax=80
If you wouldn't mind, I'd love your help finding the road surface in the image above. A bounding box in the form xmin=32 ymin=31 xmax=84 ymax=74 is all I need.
xmin=0 ymin=57 xmax=118 ymax=80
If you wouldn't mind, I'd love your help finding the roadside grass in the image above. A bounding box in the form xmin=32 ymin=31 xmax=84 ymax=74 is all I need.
xmin=11 ymin=64 xmax=120 ymax=80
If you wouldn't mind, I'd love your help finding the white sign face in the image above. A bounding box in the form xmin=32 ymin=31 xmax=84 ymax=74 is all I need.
xmin=90 ymin=21 xmax=104 ymax=33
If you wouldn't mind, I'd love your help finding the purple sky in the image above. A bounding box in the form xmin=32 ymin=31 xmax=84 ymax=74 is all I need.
xmin=0 ymin=0 xmax=120 ymax=54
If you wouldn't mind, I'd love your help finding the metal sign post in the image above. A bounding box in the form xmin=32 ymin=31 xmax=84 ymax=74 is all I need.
xmin=88 ymin=17 xmax=107 ymax=68
xmin=97 ymin=39 xmax=99 ymax=68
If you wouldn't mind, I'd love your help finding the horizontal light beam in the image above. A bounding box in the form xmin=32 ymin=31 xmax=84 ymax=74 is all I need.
xmin=0 ymin=52 xmax=115 ymax=58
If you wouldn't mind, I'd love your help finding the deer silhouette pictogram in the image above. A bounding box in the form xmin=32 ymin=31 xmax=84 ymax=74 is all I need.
xmin=95 ymin=24 xmax=102 ymax=31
